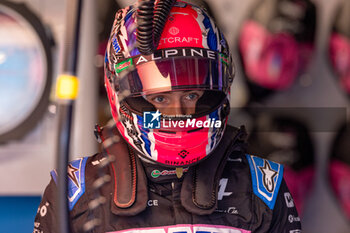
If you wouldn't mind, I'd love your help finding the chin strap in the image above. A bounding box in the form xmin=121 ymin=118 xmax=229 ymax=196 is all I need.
xmin=181 ymin=125 xmax=247 ymax=215
xmin=96 ymin=123 xmax=247 ymax=216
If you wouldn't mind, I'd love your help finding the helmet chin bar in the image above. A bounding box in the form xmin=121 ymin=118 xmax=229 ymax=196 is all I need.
xmin=115 ymin=96 xmax=229 ymax=168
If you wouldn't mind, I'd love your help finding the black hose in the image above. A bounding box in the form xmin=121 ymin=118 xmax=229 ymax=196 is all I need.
xmin=136 ymin=0 xmax=155 ymax=54
xmin=136 ymin=0 xmax=176 ymax=55
xmin=153 ymin=0 xmax=175 ymax=47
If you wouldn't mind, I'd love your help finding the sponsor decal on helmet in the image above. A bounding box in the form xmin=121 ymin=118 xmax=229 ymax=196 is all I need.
xmin=169 ymin=26 xmax=180 ymax=35
xmin=165 ymin=156 xmax=201 ymax=166
xmin=112 ymin=35 xmax=121 ymax=53
xmin=178 ymin=149 xmax=189 ymax=159
xmin=220 ymin=53 xmax=229 ymax=66
xmin=116 ymin=48 xmax=221 ymax=67
xmin=158 ymin=37 xmax=200 ymax=46
xmin=115 ymin=58 xmax=133 ymax=73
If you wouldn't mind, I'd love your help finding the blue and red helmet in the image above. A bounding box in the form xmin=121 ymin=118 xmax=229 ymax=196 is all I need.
xmin=104 ymin=0 xmax=234 ymax=167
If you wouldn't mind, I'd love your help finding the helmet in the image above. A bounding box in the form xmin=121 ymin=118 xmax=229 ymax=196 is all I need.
xmin=329 ymin=0 xmax=350 ymax=97
xmin=104 ymin=0 xmax=234 ymax=167
xmin=238 ymin=0 xmax=316 ymax=101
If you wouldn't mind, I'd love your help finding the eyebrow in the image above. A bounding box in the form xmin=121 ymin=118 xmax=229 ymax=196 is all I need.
xmin=147 ymin=90 xmax=202 ymax=97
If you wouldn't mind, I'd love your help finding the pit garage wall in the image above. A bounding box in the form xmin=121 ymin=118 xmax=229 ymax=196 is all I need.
xmin=0 ymin=0 xmax=348 ymax=233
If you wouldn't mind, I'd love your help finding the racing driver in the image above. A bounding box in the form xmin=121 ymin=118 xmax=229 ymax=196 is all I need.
xmin=33 ymin=1 xmax=302 ymax=232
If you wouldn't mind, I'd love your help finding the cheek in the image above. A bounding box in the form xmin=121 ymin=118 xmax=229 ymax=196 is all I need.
xmin=150 ymin=100 xmax=168 ymax=108
xmin=181 ymin=101 xmax=198 ymax=115
xmin=182 ymin=98 xmax=199 ymax=107
xmin=185 ymin=102 xmax=197 ymax=108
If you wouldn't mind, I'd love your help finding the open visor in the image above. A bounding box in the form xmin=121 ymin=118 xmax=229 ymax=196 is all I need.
xmin=114 ymin=49 xmax=233 ymax=96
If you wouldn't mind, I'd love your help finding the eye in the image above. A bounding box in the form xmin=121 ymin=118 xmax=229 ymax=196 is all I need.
xmin=184 ymin=92 xmax=200 ymax=101
xmin=152 ymin=95 xmax=166 ymax=103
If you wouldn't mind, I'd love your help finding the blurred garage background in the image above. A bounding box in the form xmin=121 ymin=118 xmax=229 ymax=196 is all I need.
xmin=0 ymin=0 xmax=349 ymax=232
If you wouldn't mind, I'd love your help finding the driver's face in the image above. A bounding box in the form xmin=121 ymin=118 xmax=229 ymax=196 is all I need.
xmin=145 ymin=90 xmax=204 ymax=115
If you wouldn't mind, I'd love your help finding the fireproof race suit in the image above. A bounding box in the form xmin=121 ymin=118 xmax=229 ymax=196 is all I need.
xmin=33 ymin=125 xmax=302 ymax=233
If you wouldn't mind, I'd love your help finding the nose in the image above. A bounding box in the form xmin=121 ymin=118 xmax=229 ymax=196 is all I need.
xmin=168 ymin=102 xmax=195 ymax=115
xmin=167 ymin=99 xmax=184 ymax=115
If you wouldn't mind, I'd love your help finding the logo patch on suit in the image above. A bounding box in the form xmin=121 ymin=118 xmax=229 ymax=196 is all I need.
xmin=284 ymin=192 xmax=295 ymax=208
xmin=258 ymin=160 xmax=278 ymax=192
xmin=51 ymin=157 xmax=88 ymax=210
xmin=246 ymin=155 xmax=284 ymax=209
